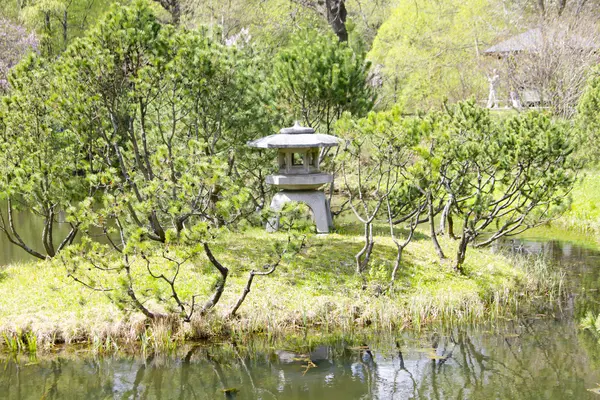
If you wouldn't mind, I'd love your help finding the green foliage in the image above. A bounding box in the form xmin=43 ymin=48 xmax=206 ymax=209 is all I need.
xmin=0 ymin=55 xmax=88 ymax=258
xmin=4 ymin=0 xmax=283 ymax=320
xmin=16 ymin=0 xmax=118 ymax=56
xmin=55 ymin=0 xmax=242 ymax=316
xmin=54 ymin=0 xmax=265 ymax=234
xmin=337 ymin=106 xmax=425 ymax=207
xmin=277 ymin=203 xmax=316 ymax=233
xmin=368 ymin=0 xmax=500 ymax=111
xmin=434 ymin=102 xmax=580 ymax=269
xmin=336 ymin=107 xmax=427 ymax=273
xmin=184 ymin=0 xmax=327 ymax=49
xmin=576 ymin=66 xmax=600 ymax=164
xmin=0 ymin=0 xmax=585 ymax=323
xmin=272 ymin=29 xmax=374 ymax=134
xmin=337 ymin=101 xmax=580 ymax=272
xmin=0 ymin=224 xmax=566 ymax=346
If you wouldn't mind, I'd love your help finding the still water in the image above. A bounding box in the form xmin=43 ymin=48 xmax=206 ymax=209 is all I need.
xmin=1 ymin=224 xmax=600 ymax=398
xmin=1 ymin=319 xmax=599 ymax=399
xmin=0 ymin=202 xmax=105 ymax=265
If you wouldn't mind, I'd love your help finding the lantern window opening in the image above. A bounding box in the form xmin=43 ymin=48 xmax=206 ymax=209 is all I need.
xmin=292 ymin=152 xmax=304 ymax=166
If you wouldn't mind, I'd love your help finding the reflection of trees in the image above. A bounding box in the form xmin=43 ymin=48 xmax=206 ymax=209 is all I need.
xmin=391 ymin=343 xmax=419 ymax=399
xmin=448 ymin=321 xmax=596 ymax=399
xmin=0 ymin=320 xmax=598 ymax=399
xmin=375 ymin=320 xmax=597 ymax=399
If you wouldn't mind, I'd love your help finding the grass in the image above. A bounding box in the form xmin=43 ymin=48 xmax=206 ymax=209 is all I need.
xmin=0 ymin=222 xmax=565 ymax=353
xmin=582 ymin=312 xmax=600 ymax=337
xmin=558 ymin=169 xmax=600 ymax=235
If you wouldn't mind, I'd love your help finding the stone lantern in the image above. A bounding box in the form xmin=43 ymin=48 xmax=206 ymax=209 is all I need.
xmin=248 ymin=123 xmax=340 ymax=233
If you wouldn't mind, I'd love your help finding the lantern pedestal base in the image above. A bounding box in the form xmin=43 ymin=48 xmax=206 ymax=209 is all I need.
xmin=267 ymin=190 xmax=333 ymax=234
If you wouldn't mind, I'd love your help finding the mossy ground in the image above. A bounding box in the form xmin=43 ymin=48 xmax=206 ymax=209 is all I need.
xmin=0 ymin=221 xmax=562 ymax=350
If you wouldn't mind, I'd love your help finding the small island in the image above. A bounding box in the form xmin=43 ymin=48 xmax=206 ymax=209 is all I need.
xmin=0 ymin=0 xmax=600 ymax=398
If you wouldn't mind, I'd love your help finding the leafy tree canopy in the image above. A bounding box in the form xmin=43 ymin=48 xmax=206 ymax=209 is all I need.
xmin=272 ymin=28 xmax=374 ymax=134
xmin=368 ymin=0 xmax=504 ymax=111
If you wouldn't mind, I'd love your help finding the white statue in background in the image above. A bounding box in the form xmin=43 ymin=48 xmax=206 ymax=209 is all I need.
xmin=486 ymin=69 xmax=500 ymax=108
xmin=510 ymin=90 xmax=522 ymax=109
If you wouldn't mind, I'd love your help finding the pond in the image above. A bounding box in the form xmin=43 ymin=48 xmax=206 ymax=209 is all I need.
xmin=1 ymin=228 xmax=600 ymax=399
xmin=1 ymin=316 xmax=599 ymax=399
xmin=0 ymin=202 xmax=104 ymax=266
xmin=0 ymin=203 xmax=52 ymax=265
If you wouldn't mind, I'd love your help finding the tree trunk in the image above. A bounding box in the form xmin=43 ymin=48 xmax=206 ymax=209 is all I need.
xmin=325 ymin=0 xmax=348 ymax=42
xmin=0 ymin=199 xmax=46 ymax=259
xmin=149 ymin=211 xmax=166 ymax=242
xmin=557 ymin=0 xmax=567 ymax=15
xmin=201 ymin=243 xmax=229 ymax=314
xmin=42 ymin=211 xmax=55 ymax=258
xmin=228 ymin=263 xmax=278 ymax=318
xmin=438 ymin=197 xmax=450 ymax=236
xmin=156 ymin=0 xmax=181 ymax=25
xmin=454 ymin=235 xmax=470 ymax=274
xmin=62 ymin=10 xmax=68 ymax=49
xmin=355 ymin=221 xmax=374 ymax=274
xmin=428 ymin=194 xmax=446 ymax=260
xmin=295 ymin=0 xmax=348 ymax=42
xmin=537 ymin=0 xmax=546 ymax=17
xmin=44 ymin=12 xmax=52 ymax=54
xmin=439 ymin=196 xmax=457 ymax=239
xmin=170 ymin=0 xmax=181 ymax=25
xmin=447 ymin=214 xmax=456 ymax=239
xmin=391 ymin=245 xmax=403 ymax=282
xmin=127 ymin=287 xmax=157 ymax=319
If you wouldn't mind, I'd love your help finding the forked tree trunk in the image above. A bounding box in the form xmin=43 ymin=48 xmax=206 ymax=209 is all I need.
xmin=200 ymin=243 xmax=229 ymax=314
xmin=42 ymin=208 xmax=55 ymax=257
xmin=0 ymin=199 xmax=48 ymax=259
xmin=356 ymin=221 xmax=375 ymax=274
xmin=388 ymin=201 xmax=421 ymax=283
xmin=228 ymin=263 xmax=278 ymax=318
xmin=155 ymin=0 xmax=181 ymax=25
xmin=293 ymin=0 xmax=348 ymax=42
xmin=438 ymin=196 xmax=457 ymax=239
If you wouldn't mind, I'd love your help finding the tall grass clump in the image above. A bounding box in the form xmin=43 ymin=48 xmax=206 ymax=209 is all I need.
xmin=581 ymin=312 xmax=600 ymax=341
xmin=2 ymin=329 xmax=38 ymax=356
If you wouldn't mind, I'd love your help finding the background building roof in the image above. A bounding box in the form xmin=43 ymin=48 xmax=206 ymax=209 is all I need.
xmin=484 ymin=27 xmax=599 ymax=55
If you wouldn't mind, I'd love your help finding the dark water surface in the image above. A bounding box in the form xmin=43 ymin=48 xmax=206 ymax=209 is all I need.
xmin=1 ymin=232 xmax=600 ymax=398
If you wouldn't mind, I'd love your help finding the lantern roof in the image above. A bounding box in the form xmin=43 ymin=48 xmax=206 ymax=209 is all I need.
xmin=248 ymin=122 xmax=340 ymax=149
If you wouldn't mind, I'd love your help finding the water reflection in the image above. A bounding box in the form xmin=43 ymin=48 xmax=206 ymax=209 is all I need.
xmin=494 ymin=237 xmax=600 ymax=265
xmin=1 ymin=318 xmax=599 ymax=400
xmin=495 ymin=237 xmax=600 ymax=320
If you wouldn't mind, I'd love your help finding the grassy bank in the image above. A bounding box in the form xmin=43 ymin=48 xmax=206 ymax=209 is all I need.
xmin=559 ymin=169 xmax=600 ymax=235
xmin=0 ymin=224 xmax=564 ymax=352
